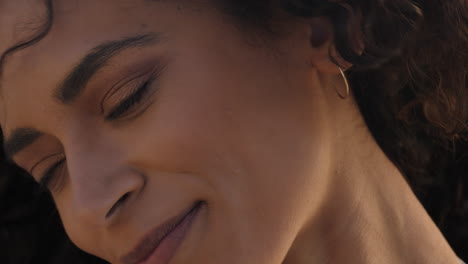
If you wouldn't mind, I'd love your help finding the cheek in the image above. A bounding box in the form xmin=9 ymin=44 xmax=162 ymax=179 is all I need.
xmin=53 ymin=192 xmax=93 ymax=254
xmin=120 ymin=47 xmax=333 ymax=262
xmin=127 ymin=43 xmax=330 ymax=188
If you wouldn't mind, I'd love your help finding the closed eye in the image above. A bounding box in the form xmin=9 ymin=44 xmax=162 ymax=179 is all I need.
xmin=39 ymin=158 xmax=66 ymax=191
xmin=105 ymin=76 xmax=154 ymax=121
xmin=104 ymin=61 xmax=166 ymax=122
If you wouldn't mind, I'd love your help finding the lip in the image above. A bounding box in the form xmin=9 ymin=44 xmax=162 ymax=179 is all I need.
xmin=121 ymin=201 xmax=203 ymax=264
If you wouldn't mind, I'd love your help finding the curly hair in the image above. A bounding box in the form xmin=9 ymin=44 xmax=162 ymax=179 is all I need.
xmin=0 ymin=0 xmax=467 ymax=263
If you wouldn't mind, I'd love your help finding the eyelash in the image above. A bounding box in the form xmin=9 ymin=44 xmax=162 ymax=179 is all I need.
xmin=105 ymin=75 xmax=156 ymax=121
xmin=39 ymin=75 xmax=158 ymax=189
xmin=39 ymin=158 xmax=66 ymax=189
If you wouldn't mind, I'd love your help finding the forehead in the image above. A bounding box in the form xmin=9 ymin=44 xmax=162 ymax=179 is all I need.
xmin=0 ymin=0 xmax=43 ymax=48
xmin=0 ymin=0 xmax=166 ymax=75
xmin=0 ymin=0 xmax=174 ymax=133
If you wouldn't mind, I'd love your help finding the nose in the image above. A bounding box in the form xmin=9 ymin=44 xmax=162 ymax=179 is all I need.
xmin=60 ymin=136 xmax=145 ymax=227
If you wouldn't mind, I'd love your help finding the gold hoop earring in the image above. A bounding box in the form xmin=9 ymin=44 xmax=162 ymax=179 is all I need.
xmin=334 ymin=66 xmax=350 ymax=99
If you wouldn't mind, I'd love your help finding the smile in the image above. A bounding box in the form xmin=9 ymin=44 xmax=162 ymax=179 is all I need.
xmin=121 ymin=201 xmax=204 ymax=264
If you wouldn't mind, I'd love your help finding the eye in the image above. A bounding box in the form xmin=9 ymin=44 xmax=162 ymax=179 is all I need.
xmin=39 ymin=158 xmax=66 ymax=190
xmin=29 ymin=152 xmax=66 ymax=191
xmin=105 ymin=77 xmax=155 ymax=121
xmin=103 ymin=63 xmax=166 ymax=122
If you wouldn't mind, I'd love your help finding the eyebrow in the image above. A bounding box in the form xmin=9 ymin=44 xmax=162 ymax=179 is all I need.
xmin=56 ymin=33 xmax=164 ymax=103
xmin=4 ymin=128 xmax=43 ymax=161
xmin=2 ymin=33 xmax=164 ymax=160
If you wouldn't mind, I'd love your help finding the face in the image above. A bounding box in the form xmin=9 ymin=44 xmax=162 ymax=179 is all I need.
xmin=0 ymin=1 xmax=335 ymax=263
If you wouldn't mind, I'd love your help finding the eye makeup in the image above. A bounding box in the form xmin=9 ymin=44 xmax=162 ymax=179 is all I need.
xmin=39 ymin=157 xmax=66 ymax=190
xmin=100 ymin=61 xmax=167 ymax=122
xmin=105 ymin=74 xmax=156 ymax=121
xmin=13 ymin=56 xmax=168 ymax=191
xmin=34 ymin=62 xmax=167 ymax=191
xmin=29 ymin=151 xmax=66 ymax=190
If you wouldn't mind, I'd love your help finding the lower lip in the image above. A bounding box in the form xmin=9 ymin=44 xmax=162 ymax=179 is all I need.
xmin=140 ymin=202 xmax=203 ymax=264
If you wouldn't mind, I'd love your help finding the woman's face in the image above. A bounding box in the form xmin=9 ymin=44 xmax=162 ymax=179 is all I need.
xmin=0 ymin=1 xmax=335 ymax=263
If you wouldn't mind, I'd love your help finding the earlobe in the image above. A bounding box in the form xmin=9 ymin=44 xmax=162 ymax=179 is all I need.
xmin=308 ymin=10 xmax=362 ymax=76
xmin=308 ymin=18 xmax=348 ymax=75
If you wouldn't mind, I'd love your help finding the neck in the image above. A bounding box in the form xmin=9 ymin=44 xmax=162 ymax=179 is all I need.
xmin=283 ymin=94 xmax=460 ymax=264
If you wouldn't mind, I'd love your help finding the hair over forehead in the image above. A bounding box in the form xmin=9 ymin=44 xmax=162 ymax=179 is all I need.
xmin=0 ymin=0 xmax=53 ymax=81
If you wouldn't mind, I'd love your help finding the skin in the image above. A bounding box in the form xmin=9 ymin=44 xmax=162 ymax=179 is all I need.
xmin=0 ymin=1 xmax=462 ymax=263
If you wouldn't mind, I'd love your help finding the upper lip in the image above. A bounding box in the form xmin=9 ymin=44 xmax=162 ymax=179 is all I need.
xmin=120 ymin=201 xmax=201 ymax=264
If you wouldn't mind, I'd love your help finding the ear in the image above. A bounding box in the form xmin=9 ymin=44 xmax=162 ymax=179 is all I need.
xmin=307 ymin=12 xmax=364 ymax=75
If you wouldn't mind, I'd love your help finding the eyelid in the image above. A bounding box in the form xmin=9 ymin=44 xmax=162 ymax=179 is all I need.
xmin=103 ymin=65 xmax=167 ymax=121
xmin=29 ymin=152 xmax=63 ymax=176
xmin=105 ymin=76 xmax=156 ymax=121
xmin=28 ymin=152 xmax=66 ymax=191
xmin=100 ymin=71 xmax=150 ymax=115
xmin=39 ymin=158 xmax=66 ymax=190
xmin=100 ymin=61 xmax=167 ymax=116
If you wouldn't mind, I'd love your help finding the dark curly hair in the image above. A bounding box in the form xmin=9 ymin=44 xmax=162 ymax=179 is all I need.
xmin=0 ymin=0 xmax=467 ymax=263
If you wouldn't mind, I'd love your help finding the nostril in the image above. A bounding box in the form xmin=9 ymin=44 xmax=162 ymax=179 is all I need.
xmin=106 ymin=192 xmax=131 ymax=219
